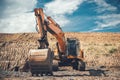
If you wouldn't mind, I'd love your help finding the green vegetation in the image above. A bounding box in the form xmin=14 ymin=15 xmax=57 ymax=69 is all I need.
xmin=104 ymin=43 xmax=112 ymax=46
xmin=109 ymin=48 xmax=117 ymax=54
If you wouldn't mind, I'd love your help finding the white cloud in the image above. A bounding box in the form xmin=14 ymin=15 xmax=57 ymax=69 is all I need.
xmin=95 ymin=0 xmax=117 ymax=13
xmin=3 ymin=0 xmax=37 ymax=15
xmin=0 ymin=13 xmax=36 ymax=33
xmin=44 ymin=0 xmax=83 ymax=27
xmin=0 ymin=0 xmax=83 ymax=33
xmin=90 ymin=14 xmax=120 ymax=32
xmin=98 ymin=14 xmax=120 ymax=19
xmin=100 ymin=21 xmax=120 ymax=28
xmin=95 ymin=14 xmax=120 ymax=29
xmin=0 ymin=0 xmax=37 ymax=33
xmin=95 ymin=14 xmax=120 ymax=31
xmin=88 ymin=0 xmax=120 ymax=32
xmin=95 ymin=20 xmax=120 ymax=29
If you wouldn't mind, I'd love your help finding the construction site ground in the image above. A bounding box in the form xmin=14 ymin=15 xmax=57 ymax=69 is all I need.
xmin=0 ymin=32 xmax=120 ymax=80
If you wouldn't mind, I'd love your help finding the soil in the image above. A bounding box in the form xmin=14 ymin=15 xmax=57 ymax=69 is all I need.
xmin=0 ymin=32 xmax=120 ymax=80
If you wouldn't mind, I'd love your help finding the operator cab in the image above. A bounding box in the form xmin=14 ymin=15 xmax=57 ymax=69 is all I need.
xmin=66 ymin=38 xmax=80 ymax=57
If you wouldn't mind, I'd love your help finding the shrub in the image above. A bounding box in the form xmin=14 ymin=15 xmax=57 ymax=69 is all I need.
xmin=104 ymin=43 xmax=112 ymax=46
xmin=109 ymin=48 xmax=117 ymax=54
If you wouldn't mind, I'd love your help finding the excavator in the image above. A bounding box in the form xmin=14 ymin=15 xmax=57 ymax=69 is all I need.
xmin=28 ymin=8 xmax=85 ymax=76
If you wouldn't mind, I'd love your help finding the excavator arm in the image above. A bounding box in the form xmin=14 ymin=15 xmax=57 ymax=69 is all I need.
xmin=34 ymin=8 xmax=66 ymax=56
xmin=34 ymin=8 xmax=48 ymax=49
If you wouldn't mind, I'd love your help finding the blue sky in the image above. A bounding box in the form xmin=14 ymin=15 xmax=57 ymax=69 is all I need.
xmin=0 ymin=0 xmax=120 ymax=33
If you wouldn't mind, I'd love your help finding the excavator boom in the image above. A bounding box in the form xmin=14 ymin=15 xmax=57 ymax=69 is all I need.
xmin=34 ymin=8 xmax=66 ymax=55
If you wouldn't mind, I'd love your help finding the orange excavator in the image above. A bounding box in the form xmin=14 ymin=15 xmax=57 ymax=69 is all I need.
xmin=28 ymin=8 xmax=85 ymax=76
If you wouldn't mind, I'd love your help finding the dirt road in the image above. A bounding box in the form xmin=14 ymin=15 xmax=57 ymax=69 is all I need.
xmin=1 ymin=66 xmax=120 ymax=80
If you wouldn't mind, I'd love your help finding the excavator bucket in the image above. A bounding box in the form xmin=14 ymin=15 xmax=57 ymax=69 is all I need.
xmin=28 ymin=48 xmax=53 ymax=76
